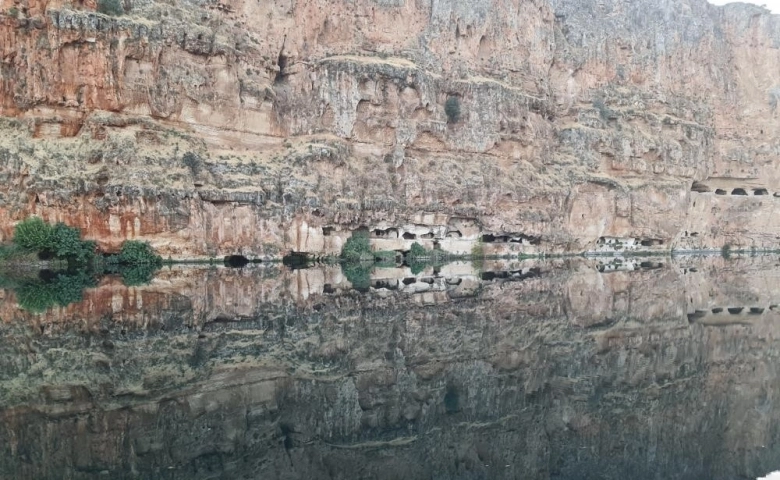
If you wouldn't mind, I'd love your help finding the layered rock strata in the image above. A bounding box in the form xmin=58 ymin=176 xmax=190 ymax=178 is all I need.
xmin=0 ymin=0 xmax=779 ymax=257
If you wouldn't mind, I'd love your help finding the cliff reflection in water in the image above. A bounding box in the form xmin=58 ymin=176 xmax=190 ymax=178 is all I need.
xmin=2 ymin=257 xmax=780 ymax=479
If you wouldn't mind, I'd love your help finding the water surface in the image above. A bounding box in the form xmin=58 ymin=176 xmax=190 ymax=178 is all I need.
xmin=1 ymin=256 xmax=780 ymax=479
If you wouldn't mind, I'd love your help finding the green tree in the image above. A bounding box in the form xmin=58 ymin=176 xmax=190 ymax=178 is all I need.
xmin=341 ymin=231 xmax=373 ymax=262
xmin=118 ymin=240 xmax=162 ymax=265
xmin=13 ymin=217 xmax=53 ymax=251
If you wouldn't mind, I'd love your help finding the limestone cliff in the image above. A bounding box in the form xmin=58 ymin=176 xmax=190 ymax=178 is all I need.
xmin=1 ymin=0 xmax=780 ymax=257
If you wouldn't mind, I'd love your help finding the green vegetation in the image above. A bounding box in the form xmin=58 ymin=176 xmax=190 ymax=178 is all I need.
xmin=445 ymin=96 xmax=461 ymax=124
xmin=97 ymin=0 xmax=124 ymax=16
xmin=51 ymin=223 xmax=96 ymax=264
xmin=341 ymin=262 xmax=372 ymax=291
xmin=8 ymin=7 xmax=18 ymax=18
xmin=182 ymin=152 xmax=203 ymax=176
xmin=721 ymin=243 xmax=732 ymax=259
xmin=14 ymin=217 xmax=53 ymax=251
xmin=3 ymin=218 xmax=165 ymax=311
xmin=13 ymin=217 xmax=95 ymax=264
xmin=14 ymin=271 xmax=97 ymax=313
xmin=118 ymin=240 xmax=163 ymax=265
xmin=341 ymin=230 xmax=374 ymax=262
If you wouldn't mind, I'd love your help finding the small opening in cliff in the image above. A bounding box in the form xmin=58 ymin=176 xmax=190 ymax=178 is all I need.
xmin=322 ymin=227 xmax=334 ymax=236
xmin=372 ymin=228 xmax=399 ymax=239
xmin=640 ymin=261 xmax=663 ymax=269
xmin=727 ymin=307 xmax=744 ymax=315
xmin=482 ymin=234 xmax=509 ymax=243
xmin=446 ymin=230 xmax=463 ymax=238
xmin=224 ymin=255 xmax=250 ymax=268
xmin=274 ymin=47 xmax=289 ymax=85
xmin=712 ymin=307 xmax=724 ymax=314
xmin=732 ymin=188 xmax=748 ymax=196
xmin=640 ymin=239 xmax=664 ymax=247
xmin=402 ymin=278 xmax=417 ymax=285
xmin=283 ymin=252 xmax=310 ymax=269
xmin=754 ymin=188 xmax=769 ymax=195
xmin=750 ymin=307 xmax=765 ymax=314
xmin=715 ymin=189 xmax=727 ymax=195
xmin=691 ymin=181 xmax=710 ymax=193
xmin=403 ymin=232 xmax=417 ymax=240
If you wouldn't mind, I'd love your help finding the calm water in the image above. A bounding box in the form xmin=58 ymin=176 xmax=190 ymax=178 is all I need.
xmin=1 ymin=256 xmax=780 ymax=479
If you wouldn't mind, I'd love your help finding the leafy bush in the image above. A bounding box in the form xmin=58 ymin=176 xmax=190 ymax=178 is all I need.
xmin=118 ymin=241 xmax=162 ymax=265
xmin=341 ymin=262 xmax=371 ymax=291
xmin=182 ymin=152 xmax=202 ymax=176
xmin=341 ymin=230 xmax=373 ymax=261
xmin=445 ymin=96 xmax=461 ymax=123
xmin=15 ymin=271 xmax=97 ymax=313
xmin=14 ymin=217 xmax=53 ymax=251
xmin=120 ymin=264 xmax=159 ymax=286
xmin=409 ymin=242 xmax=428 ymax=258
xmin=51 ymin=223 xmax=95 ymax=263
xmin=97 ymin=0 xmax=124 ymax=16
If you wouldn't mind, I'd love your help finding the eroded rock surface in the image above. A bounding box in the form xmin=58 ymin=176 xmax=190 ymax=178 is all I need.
xmin=0 ymin=0 xmax=779 ymax=256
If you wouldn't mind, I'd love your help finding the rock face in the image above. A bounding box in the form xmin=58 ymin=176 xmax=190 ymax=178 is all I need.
xmin=1 ymin=0 xmax=780 ymax=257
xmin=2 ymin=257 xmax=780 ymax=479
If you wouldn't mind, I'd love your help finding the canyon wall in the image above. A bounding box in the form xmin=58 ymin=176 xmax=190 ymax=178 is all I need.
xmin=2 ymin=257 xmax=780 ymax=478
xmin=1 ymin=0 xmax=780 ymax=257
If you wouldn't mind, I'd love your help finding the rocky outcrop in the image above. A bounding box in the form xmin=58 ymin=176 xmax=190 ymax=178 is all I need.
xmin=0 ymin=0 xmax=779 ymax=257
xmin=2 ymin=257 xmax=780 ymax=478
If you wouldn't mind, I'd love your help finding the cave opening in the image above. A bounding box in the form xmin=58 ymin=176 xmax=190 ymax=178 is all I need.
xmin=322 ymin=226 xmax=335 ymax=236
xmin=732 ymin=188 xmax=748 ymax=196
xmin=372 ymin=228 xmax=399 ymax=239
xmin=715 ymin=189 xmax=727 ymax=195
xmin=402 ymin=232 xmax=417 ymax=240
xmin=754 ymin=188 xmax=769 ymax=196
xmin=640 ymin=239 xmax=664 ymax=247
xmin=282 ymin=252 xmax=310 ymax=269
xmin=274 ymin=48 xmax=288 ymax=85
xmin=691 ymin=181 xmax=711 ymax=193
xmin=727 ymin=307 xmax=744 ymax=315
xmin=224 ymin=255 xmax=250 ymax=268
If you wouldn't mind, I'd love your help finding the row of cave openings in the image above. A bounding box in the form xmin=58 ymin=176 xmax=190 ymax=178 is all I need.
xmin=691 ymin=182 xmax=775 ymax=197
xmin=325 ymin=226 xmax=542 ymax=245
xmin=597 ymin=237 xmax=664 ymax=247
xmin=688 ymin=305 xmax=779 ymax=321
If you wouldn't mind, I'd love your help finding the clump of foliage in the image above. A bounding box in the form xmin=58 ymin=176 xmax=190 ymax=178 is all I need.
xmin=13 ymin=218 xmax=95 ymax=264
xmin=373 ymin=250 xmax=397 ymax=268
xmin=341 ymin=262 xmax=372 ymax=291
xmin=103 ymin=240 xmax=162 ymax=286
xmin=97 ymin=0 xmax=124 ymax=16
xmin=14 ymin=217 xmax=53 ymax=251
xmin=119 ymin=264 xmax=159 ymax=286
xmin=721 ymin=243 xmax=732 ymax=260
xmin=51 ymin=223 xmax=96 ymax=264
xmin=15 ymin=271 xmax=97 ymax=313
xmin=341 ymin=230 xmax=373 ymax=262
xmin=118 ymin=240 xmax=162 ymax=265
xmin=445 ymin=96 xmax=461 ymax=124
xmin=409 ymin=242 xmax=428 ymax=259
xmin=182 ymin=152 xmax=203 ymax=176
